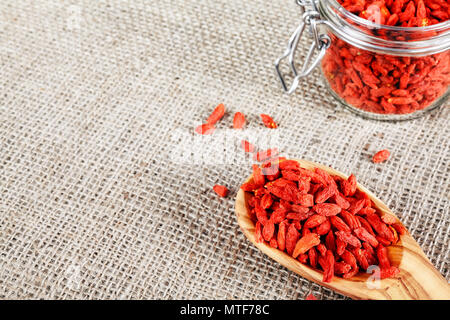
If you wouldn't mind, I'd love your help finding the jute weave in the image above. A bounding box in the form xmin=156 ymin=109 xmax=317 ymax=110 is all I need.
xmin=0 ymin=0 xmax=448 ymax=299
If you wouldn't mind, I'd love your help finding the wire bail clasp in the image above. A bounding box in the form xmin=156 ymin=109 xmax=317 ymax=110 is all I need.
xmin=274 ymin=7 xmax=331 ymax=94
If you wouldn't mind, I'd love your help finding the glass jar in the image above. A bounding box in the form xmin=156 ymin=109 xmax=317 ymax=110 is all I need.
xmin=275 ymin=0 xmax=450 ymax=120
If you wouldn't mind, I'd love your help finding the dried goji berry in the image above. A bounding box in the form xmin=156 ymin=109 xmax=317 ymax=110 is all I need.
xmin=206 ymin=103 xmax=225 ymax=125
xmin=255 ymin=221 xmax=263 ymax=243
xmin=269 ymin=238 xmax=278 ymax=248
xmin=305 ymin=293 xmax=318 ymax=300
xmin=341 ymin=174 xmax=357 ymax=197
xmin=277 ymin=220 xmax=288 ymax=251
xmin=254 ymin=202 xmax=269 ymax=225
xmin=263 ymin=220 xmax=275 ymax=242
xmin=260 ymin=193 xmax=273 ymax=210
xmin=291 ymin=204 xmax=310 ymax=214
xmin=271 ymin=208 xmax=287 ymax=224
xmin=354 ymin=227 xmax=379 ymax=248
xmin=252 ymin=164 xmax=265 ymax=188
xmin=292 ymin=233 xmax=321 ymax=258
xmin=309 ymin=247 xmax=318 ymax=268
xmin=286 ymin=223 xmax=300 ymax=256
xmin=341 ymin=250 xmax=359 ymax=279
xmin=317 ymin=243 xmax=328 ymax=257
xmin=336 ymin=237 xmax=347 ymax=256
xmin=313 ymin=203 xmax=342 ymax=216
xmin=334 ymin=261 xmax=352 ymax=274
xmin=392 ymin=222 xmax=407 ymax=235
xmin=315 ymin=219 xmax=331 ymax=235
xmin=340 ymin=210 xmax=362 ymax=230
xmin=376 ymin=245 xmax=391 ymax=269
xmin=260 ymin=114 xmax=277 ymax=129
xmin=279 ymin=160 xmax=300 ymax=170
xmin=381 ymin=214 xmax=397 ymax=225
xmin=233 ymin=112 xmax=246 ymax=129
xmin=352 ymin=247 xmax=370 ymax=270
xmin=195 ymin=123 xmax=215 ymax=135
xmin=333 ymin=192 xmax=351 ymax=209
xmin=241 ymin=182 xmax=257 ymax=192
xmin=241 ymin=140 xmax=255 ymax=153
xmin=336 ymin=231 xmax=362 ymax=248
xmin=330 ymin=216 xmax=351 ymax=232
xmin=372 ymin=149 xmax=390 ymax=163
xmin=253 ymin=148 xmax=279 ymax=162
xmin=315 ymin=184 xmax=336 ymax=204
xmin=366 ymin=212 xmax=394 ymax=242
xmin=213 ymin=184 xmax=229 ymax=197
xmin=322 ymin=250 xmax=335 ymax=283
xmin=379 ymin=266 xmax=400 ymax=279
xmin=304 ymin=214 xmax=328 ymax=229
xmin=296 ymin=194 xmax=314 ymax=207
xmin=325 ymin=231 xmax=336 ymax=252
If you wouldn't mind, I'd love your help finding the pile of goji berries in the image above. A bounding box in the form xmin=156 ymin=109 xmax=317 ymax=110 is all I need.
xmin=241 ymin=159 xmax=406 ymax=282
xmin=338 ymin=0 xmax=449 ymax=27
xmin=322 ymin=0 xmax=450 ymax=114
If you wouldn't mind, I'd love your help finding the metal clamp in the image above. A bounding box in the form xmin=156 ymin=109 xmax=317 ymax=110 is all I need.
xmin=274 ymin=5 xmax=331 ymax=94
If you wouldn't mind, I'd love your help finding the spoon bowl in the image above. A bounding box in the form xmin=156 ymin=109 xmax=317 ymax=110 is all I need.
xmin=235 ymin=159 xmax=450 ymax=300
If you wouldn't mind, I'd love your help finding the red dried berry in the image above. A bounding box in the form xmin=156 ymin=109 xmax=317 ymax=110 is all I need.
xmin=292 ymin=233 xmax=321 ymax=258
xmin=206 ymin=103 xmax=225 ymax=125
xmin=241 ymin=140 xmax=255 ymax=153
xmin=304 ymin=215 xmax=328 ymax=229
xmin=286 ymin=223 xmax=300 ymax=256
xmin=322 ymin=250 xmax=335 ymax=283
xmin=213 ymin=185 xmax=229 ymax=197
xmin=260 ymin=114 xmax=277 ymax=129
xmin=262 ymin=220 xmax=275 ymax=242
xmin=313 ymin=203 xmax=342 ymax=216
xmin=277 ymin=220 xmax=288 ymax=251
xmin=252 ymin=164 xmax=265 ymax=188
xmin=336 ymin=231 xmax=362 ymax=248
xmin=253 ymin=148 xmax=279 ymax=162
xmin=354 ymin=227 xmax=379 ymax=248
xmin=305 ymin=293 xmax=318 ymax=300
xmin=195 ymin=123 xmax=215 ymax=135
xmin=372 ymin=149 xmax=390 ymax=163
xmin=233 ymin=112 xmax=246 ymax=129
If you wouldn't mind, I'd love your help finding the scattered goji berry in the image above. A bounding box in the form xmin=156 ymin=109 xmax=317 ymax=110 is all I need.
xmin=241 ymin=140 xmax=255 ymax=153
xmin=253 ymin=148 xmax=279 ymax=162
xmin=372 ymin=149 xmax=390 ymax=163
xmin=195 ymin=123 xmax=215 ymax=135
xmin=206 ymin=103 xmax=225 ymax=125
xmin=213 ymin=184 xmax=229 ymax=197
xmin=233 ymin=112 xmax=246 ymax=129
xmin=260 ymin=114 xmax=277 ymax=129
xmin=305 ymin=293 xmax=318 ymax=300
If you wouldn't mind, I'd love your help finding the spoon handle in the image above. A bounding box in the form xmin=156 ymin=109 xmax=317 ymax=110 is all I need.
xmin=382 ymin=235 xmax=450 ymax=300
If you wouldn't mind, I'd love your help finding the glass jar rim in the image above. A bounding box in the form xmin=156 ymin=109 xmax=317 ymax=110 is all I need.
xmin=319 ymin=0 xmax=450 ymax=55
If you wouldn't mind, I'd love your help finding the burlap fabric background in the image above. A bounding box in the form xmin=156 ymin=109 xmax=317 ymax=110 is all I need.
xmin=0 ymin=0 xmax=448 ymax=300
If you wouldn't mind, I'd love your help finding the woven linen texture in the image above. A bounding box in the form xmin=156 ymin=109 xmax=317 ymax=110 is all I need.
xmin=0 ymin=0 xmax=448 ymax=299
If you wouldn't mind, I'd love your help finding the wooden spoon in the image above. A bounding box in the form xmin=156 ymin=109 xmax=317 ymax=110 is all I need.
xmin=235 ymin=159 xmax=450 ymax=300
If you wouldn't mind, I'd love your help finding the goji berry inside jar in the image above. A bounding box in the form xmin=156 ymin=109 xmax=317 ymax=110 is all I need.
xmin=276 ymin=0 xmax=450 ymax=120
